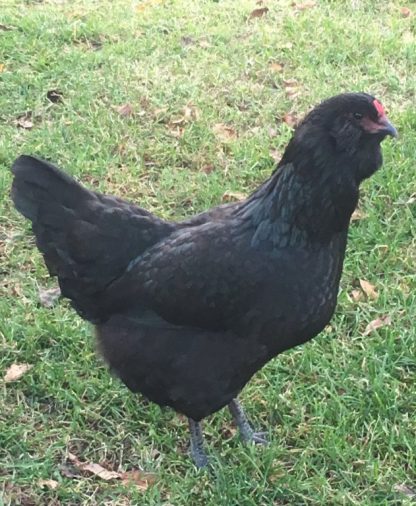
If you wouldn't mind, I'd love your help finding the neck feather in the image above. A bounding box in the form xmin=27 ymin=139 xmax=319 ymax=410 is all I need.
xmin=239 ymin=139 xmax=360 ymax=248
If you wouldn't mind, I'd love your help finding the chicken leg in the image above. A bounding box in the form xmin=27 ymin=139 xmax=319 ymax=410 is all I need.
xmin=188 ymin=418 xmax=209 ymax=468
xmin=228 ymin=399 xmax=267 ymax=444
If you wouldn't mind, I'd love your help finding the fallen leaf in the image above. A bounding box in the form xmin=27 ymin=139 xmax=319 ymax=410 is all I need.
xmin=213 ymin=123 xmax=237 ymax=141
xmin=268 ymin=127 xmax=278 ymax=138
xmin=38 ymin=479 xmax=59 ymax=490
xmin=0 ymin=64 xmax=5 ymax=73
xmin=170 ymin=105 xmax=200 ymax=125
xmin=199 ymin=38 xmax=211 ymax=49
xmin=270 ymin=149 xmax=281 ymax=162
xmin=283 ymin=79 xmax=300 ymax=99
xmin=181 ymin=36 xmax=194 ymax=46
xmin=394 ymin=483 xmax=416 ymax=498
xmin=269 ymin=62 xmax=284 ymax=73
xmin=283 ymin=78 xmax=298 ymax=85
xmin=120 ymin=470 xmax=157 ymax=491
xmin=183 ymin=104 xmax=200 ymax=121
xmin=136 ymin=0 xmax=163 ymax=13
xmin=4 ymin=363 xmax=33 ymax=382
xmin=248 ymin=7 xmax=269 ymax=19
xmin=167 ymin=124 xmax=185 ymax=138
xmin=351 ymin=209 xmax=367 ymax=221
xmin=282 ymin=113 xmax=298 ymax=127
xmin=363 ymin=315 xmax=391 ymax=336
xmin=222 ymin=191 xmax=247 ymax=203
xmin=15 ymin=114 xmax=33 ymax=130
xmin=39 ymin=286 xmax=61 ymax=308
xmin=116 ymin=103 xmax=134 ymax=118
xmin=0 ymin=24 xmax=14 ymax=31
xmin=350 ymin=289 xmax=363 ymax=302
xmin=400 ymin=7 xmax=412 ymax=18
xmin=293 ymin=1 xmax=316 ymax=11
xmin=68 ymin=453 xmax=120 ymax=481
xmin=201 ymin=164 xmax=215 ymax=174
xmin=66 ymin=453 xmax=157 ymax=490
xmin=359 ymin=279 xmax=378 ymax=300
xmin=47 ymin=89 xmax=64 ymax=103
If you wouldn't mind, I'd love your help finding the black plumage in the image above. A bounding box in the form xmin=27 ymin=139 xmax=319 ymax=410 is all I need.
xmin=11 ymin=93 xmax=396 ymax=466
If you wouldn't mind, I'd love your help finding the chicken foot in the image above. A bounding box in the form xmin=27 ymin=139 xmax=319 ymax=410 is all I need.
xmin=228 ymin=398 xmax=267 ymax=444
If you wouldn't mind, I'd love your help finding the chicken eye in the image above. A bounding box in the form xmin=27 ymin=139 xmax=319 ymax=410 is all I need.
xmin=353 ymin=112 xmax=363 ymax=120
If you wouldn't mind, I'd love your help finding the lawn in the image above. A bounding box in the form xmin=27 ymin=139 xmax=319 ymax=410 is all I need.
xmin=0 ymin=0 xmax=415 ymax=504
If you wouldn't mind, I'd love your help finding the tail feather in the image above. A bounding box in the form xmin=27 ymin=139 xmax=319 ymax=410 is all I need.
xmin=11 ymin=155 xmax=176 ymax=322
xmin=12 ymin=155 xmax=91 ymax=216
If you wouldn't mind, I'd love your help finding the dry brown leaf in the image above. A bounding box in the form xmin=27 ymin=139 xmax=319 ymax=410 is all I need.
xmin=394 ymin=483 xmax=416 ymax=498
xmin=351 ymin=209 xmax=367 ymax=221
xmin=15 ymin=114 xmax=33 ymax=130
xmin=283 ymin=78 xmax=298 ymax=87
xmin=282 ymin=113 xmax=298 ymax=127
xmin=121 ymin=470 xmax=157 ymax=491
xmin=359 ymin=279 xmax=378 ymax=300
xmin=213 ymin=123 xmax=237 ymax=142
xmin=67 ymin=453 xmax=120 ymax=481
xmin=222 ymin=191 xmax=247 ymax=203
xmin=248 ymin=7 xmax=269 ymax=19
xmin=39 ymin=286 xmax=61 ymax=308
xmin=199 ymin=38 xmax=211 ymax=49
xmin=269 ymin=62 xmax=284 ymax=73
xmin=270 ymin=149 xmax=281 ymax=162
xmin=171 ymin=105 xmax=200 ymax=126
xmin=283 ymin=79 xmax=300 ymax=99
xmin=350 ymin=289 xmax=363 ymax=302
xmin=363 ymin=315 xmax=391 ymax=336
xmin=170 ymin=116 xmax=186 ymax=126
xmin=183 ymin=104 xmax=200 ymax=121
xmin=293 ymin=1 xmax=316 ymax=10
xmin=400 ymin=7 xmax=412 ymax=18
xmin=38 ymin=479 xmax=59 ymax=490
xmin=201 ymin=164 xmax=215 ymax=174
xmin=136 ymin=0 xmax=163 ymax=13
xmin=181 ymin=36 xmax=194 ymax=46
xmin=66 ymin=453 xmax=156 ymax=490
xmin=406 ymin=193 xmax=415 ymax=204
xmin=4 ymin=363 xmax=33 ymax=382
xmin=167 ymin=125 xmax=185 ymax=138
xmin=268 ymin=127 xmax=278 ymax=138
xmin=116 ymin=103 xmax=134 ymax=118
xmin=0 ymin=64 xmax=5 ymax=73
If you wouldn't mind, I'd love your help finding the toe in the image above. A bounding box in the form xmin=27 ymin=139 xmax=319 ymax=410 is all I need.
xmin=251 ymin=432 xmax=268 ymax=445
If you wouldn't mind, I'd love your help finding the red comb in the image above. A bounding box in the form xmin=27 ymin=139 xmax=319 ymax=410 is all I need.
xmin=373 ymin=99 xmax=385 ymax=117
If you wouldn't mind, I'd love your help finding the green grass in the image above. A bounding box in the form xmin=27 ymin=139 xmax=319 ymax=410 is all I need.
xmin=1 ymin=0 xmax=415 ymax=504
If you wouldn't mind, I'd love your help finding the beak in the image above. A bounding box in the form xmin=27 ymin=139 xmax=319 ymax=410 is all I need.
xmin=378 ymin=115 xmax=398 ymax=138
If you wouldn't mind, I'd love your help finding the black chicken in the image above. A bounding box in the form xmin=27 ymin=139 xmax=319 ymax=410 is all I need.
xmin=11 ymin=93 xmax=396 ymax=467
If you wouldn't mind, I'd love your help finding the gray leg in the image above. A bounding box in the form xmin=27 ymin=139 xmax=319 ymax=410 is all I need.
xmin=188 ymin=418 xmax=209 ymax=468
xmin=228 ymin=399 xmax=267 ymax=444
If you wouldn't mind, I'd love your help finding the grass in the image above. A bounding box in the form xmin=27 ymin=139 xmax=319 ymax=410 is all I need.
xmin=0 ymin=0 xmax=415 ymax=504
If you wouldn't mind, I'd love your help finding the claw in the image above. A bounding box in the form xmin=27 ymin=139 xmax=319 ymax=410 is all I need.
xmin=250 ymin=431 xmax=268 ymax=445
xmin=228 ymin=399 xmax=267 ymax=445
